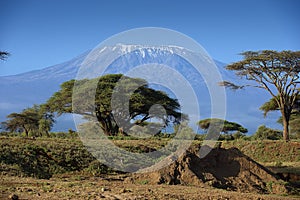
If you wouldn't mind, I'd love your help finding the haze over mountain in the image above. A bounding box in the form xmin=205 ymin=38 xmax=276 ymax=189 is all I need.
xmin=0 ymin=44 xmax=280 ymax=133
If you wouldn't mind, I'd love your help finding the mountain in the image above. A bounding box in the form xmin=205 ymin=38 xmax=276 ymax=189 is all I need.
xmin=0 ymin=44 xmax=280 ymax=133
xmin=0 ymin=51 xmax=89 ymax=130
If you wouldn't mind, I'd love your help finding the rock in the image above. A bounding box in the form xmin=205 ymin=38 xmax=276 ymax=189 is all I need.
xmin=120 ymin=188 xmax=131 ymax=193
xmin=163 ymin=193 xmax=169 ymax=196
xmin=101 ymin=187 xmax=109 ymax=192
xmin=120 ymin=188 xmax=132 ymax=193
xmin=9 ymin=194 xmax=18 ymax=200
xmin=120 ymin=188 xmax=125 ymax=193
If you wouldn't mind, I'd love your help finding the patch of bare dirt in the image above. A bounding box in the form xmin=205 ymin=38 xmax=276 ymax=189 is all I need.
xmin=128 ymin=147 xmax=289 ymax=194
xmin=0 ymin=174 xmax=297 ymax=200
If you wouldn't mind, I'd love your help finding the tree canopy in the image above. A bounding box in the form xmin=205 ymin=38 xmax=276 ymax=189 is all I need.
xmin=1 ymin=105 xmax=54 ymax=137
xmin=220 ymin=50 xmax=300 ymax=141
xmin=46 ymin=74 xmax=185 ymax=136
xmin=197 ymin=118 xmax=248 ymax=134
xmin=260 ymin=94 xmax=300 ymax=117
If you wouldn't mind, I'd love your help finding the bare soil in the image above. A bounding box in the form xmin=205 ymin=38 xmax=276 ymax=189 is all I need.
xmin=0 ymin=174 xmax=297 ymax=200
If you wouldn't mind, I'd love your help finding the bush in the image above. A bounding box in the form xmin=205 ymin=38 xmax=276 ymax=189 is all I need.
xmin=290 ymin=131 xmax=300 ymax=140
xmin=0 ymin=137 xmax=96 ymax=178
xmin=194 ymin=134 xmax=207 ymax=140
xmin=49 ymin=130 xmax=79 ymax=139
xmin=84 ymin=160 xmax=113 ymax=176
xmin=232 ymin=131 xmax=246 ymax=140
xmin=218 ymin=134 xmax=234 ymax=141
xmin=50 ymin=132 xmax=69 ymax=138
xmin=0 ymin=132 xmax=19 ymax=137
xmin=253 ymin=125 xmax=282 ymax=140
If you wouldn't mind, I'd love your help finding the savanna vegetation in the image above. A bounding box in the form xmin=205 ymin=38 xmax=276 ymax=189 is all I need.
xmin=220 ymin=50 xmax=300 ymax=141
xmin=1 ymin=50 xmax=300 ymax=199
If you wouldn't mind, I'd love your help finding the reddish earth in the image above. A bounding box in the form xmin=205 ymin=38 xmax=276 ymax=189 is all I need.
xmin=0 ymin=174 xmax=297 ymax=200
xmin=128 ymin=147 xmax=289 ymax=194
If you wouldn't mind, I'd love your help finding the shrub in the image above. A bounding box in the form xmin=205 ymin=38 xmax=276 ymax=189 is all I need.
xmin=84 ymin=160 xmax=112 ymax=176
xmin=253 ymin=125 xmax=282 ymax=140
xmin=232 ymin=131 xmax=246 ymax=140
xmin=218 ymin=134 xmax=234 ymax=141
xmin=0 ymin=132 xmax=19 ymax=137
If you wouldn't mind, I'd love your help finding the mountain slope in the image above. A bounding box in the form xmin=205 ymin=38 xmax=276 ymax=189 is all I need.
xmin=0 ymin=45 xmax=280 ymax=133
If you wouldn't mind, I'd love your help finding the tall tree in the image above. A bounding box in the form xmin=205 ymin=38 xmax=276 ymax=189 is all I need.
xmin=197 ymin=118 xmax=248 ymax=134
xmin=220 ymin=50 xmax=300 ymax=141
xmin=46 ymin=74 xmax=185 ymax=136
xmin=260 ymin=94 xmax=300 ymax=117
xmin=261 ymin=95 xmax=300 ymax=138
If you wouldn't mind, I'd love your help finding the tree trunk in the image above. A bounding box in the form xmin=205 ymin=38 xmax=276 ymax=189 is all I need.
xmin=103 ymin=120 xmax=111 ymax=136
xmin=45 ymin=130 xmax=50 ymax=137
xmin=24 ymin=128 xmax=29 ymax=137
xmin=281 ymin=110 xmax=290 ymax=142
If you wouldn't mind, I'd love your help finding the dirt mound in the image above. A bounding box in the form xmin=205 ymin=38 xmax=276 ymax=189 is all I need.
xmin=127 ymin=147 xmax=288 ymax=194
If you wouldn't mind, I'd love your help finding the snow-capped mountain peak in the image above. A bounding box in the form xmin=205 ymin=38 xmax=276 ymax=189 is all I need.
xmin=0 ymin=44 xmax=279 ymax=133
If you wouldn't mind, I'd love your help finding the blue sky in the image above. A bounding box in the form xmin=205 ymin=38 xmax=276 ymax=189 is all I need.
xmin=0 ymin=0 xmax=299 ymax=76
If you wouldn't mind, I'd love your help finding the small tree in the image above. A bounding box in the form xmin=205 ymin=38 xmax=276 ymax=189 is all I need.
xmin=1 ymin=105 xmax=54 ymax=137
xmin=220 ymin=50 xmax=300 ymax=141
xmin=2 ymin=111 xmax=39 ymax=137
xmin=253 ymin=125 xmax=282 ymax=140
xmin=197 ymin=118 xmax=248 ymax=135
xmin=38 ymin=104 xmax=55 ymax=136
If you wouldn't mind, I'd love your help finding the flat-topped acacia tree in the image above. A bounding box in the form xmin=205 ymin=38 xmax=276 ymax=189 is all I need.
xmin=220 ymin=50 xmax=300 ymax=141
xmin=46 ymin=74 xmax=186 ymax=136
xmin=197 ymin=118 xmax=248 ymax=135
xmin=1 ymin=105 xmax=54 ymax=137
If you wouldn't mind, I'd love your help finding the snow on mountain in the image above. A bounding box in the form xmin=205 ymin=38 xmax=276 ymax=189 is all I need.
xmin=0 ymin=44 xmax=280 ymax=133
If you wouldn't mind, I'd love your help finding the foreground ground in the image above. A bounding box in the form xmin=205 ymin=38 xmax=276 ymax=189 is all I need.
xmin=0 ymin=136 xmax=299 ymax=199
xmin=1 ymin=174 xmax=298 ymax=200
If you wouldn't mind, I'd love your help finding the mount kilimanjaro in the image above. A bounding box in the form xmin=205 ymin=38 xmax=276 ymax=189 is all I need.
xmin=0 ymin=44 xmax=279 ymax=133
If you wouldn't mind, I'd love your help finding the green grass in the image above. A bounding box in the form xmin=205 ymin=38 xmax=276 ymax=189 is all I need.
xmin=0 ymin=136 xmax=299 ymax=180
xmin=0 ymin=136 xmax=95 ymax=178
xmin=221 ymin=140 xmax=300 ymax=163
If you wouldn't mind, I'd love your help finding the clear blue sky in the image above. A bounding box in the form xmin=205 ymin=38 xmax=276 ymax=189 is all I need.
xmin=0 ymin=0 xmax=299 ymax=76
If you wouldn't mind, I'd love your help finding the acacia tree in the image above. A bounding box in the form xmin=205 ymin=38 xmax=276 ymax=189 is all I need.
xmin=38 ymin=104 xmax=55 ymax=136
xmin=260 ymin=94 xmax=300 ymax=116
xmin=220 ymin=50 xmax=300 ymax=141
xmin=1 ymin=105 xmax=54 ymax=137
xmin=261 ymin=95 xmax=300 ymax=138
xmin=46 ymin=74 xmax=185 ymax=136
xmin=2 ymin=109 xmax=39 ymax=137
xmin=197 ymin=118 xmax=248 ymax=134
